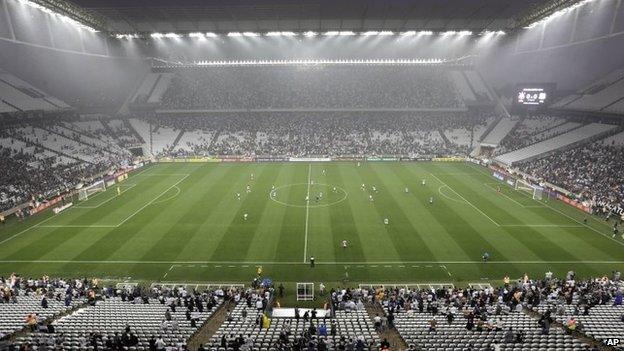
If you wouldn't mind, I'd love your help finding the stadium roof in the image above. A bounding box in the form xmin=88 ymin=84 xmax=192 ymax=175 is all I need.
xmin=67 ymin=0 xmax=558 ymax=34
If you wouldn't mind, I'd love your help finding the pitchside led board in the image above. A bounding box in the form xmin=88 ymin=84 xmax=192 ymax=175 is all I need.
xmin=512 ymin=83 xmax=556 ymax=113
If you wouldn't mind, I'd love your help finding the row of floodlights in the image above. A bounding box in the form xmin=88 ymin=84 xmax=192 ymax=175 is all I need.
xmin=191 ymin=58 xmax=449 ymax=66
xmin=16 ymin=0 xmax=98 ymax=32
xmin=116 ymin=30 xmax=505 ymax=39
xmin=524 ymin=0 xmax=596 ymax=29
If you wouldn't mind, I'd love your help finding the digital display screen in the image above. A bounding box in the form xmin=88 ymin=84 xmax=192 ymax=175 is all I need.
xmin=517 ymin=88 xmax=548 ymax=105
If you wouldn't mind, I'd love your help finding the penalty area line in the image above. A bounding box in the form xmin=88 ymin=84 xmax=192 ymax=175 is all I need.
xmin=430 ymin=173 xmax=500 ymax=227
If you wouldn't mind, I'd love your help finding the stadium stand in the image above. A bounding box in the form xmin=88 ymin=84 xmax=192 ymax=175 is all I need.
xmin=0 ymin=275 xmax=90 ymax=339
xmin=159 ymin=66 xmax=466 ymax=110
xmin=553 ymin=69 xmax=624 ymax=113
xmin=209 ymin=291 xmax=379 ymax=351
xmin=375 ymin=273 xmax=624 ymax=351
xmin=149 ymin=112 xmax=495 ymax=158
xmin=518 ymin=136 xmax=624 ymax=208
xmin=131 ymin=73 xmax=175 ymax=105
xmin=480 ymin=117 xmax=518 ymax=147
xmin=494 ymin=123 xmax=617 ymax=166
xmin=0 ymin=70 xmax=70 ymax=112
xmin=13 ymin=283 xmax=232 ymax=350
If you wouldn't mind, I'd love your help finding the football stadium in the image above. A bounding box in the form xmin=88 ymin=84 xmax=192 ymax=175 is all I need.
xmin=0 ymin=0 xmax=624 ymax=350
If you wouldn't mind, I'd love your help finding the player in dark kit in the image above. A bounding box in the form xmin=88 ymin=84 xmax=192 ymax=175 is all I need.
xmin=482 ymin=252 xmax=490 ymax=263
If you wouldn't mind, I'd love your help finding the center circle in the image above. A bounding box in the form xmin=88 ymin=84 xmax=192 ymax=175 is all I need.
xmin=269 ymin=183 xmax=348 ymax=208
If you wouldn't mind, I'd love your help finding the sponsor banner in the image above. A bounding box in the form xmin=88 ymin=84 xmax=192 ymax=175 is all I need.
xmin=158 ymin=157 xmax=221 ymax=163
xmin=255 ymin=157 xmax=289 ymax=162
xmin=116 ymin=173 xmax=129 ymax=182
xmin=331 ymin=156 xmax=367 ymax=161
xmin=29 ymin=196 xmax=63 ymax=215
xmin=106 ymin=179 xmax=116 ymax=187
xmin=53 ymin=202 xmax=73 ymax=214
xmin=432 ymin=156 xmax=466 ymax=162
xmin=289 ymin=157 xmax=331 ymax=162
xmin=220 ymin=157 xmax=253 ymax=162
xmin=488 ymin=164 xmax=593 ymax=214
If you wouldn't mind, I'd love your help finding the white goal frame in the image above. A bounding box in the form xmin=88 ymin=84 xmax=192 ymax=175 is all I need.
xmin=296 ymin=282 xmax=315 ymax=301
xmin=78 ymin=180 xmax=106 ymax=201
xmin=514 ymin=179 xmax=543 ymax=200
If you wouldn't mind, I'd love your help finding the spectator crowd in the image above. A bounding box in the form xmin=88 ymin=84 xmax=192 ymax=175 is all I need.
xmin=150 ymin=111 xmax=493 ymax=158
xmin=161 ymin=66 xmax=464 ymax=110
xmin=519 ymin=142 xmax=624 ymax=209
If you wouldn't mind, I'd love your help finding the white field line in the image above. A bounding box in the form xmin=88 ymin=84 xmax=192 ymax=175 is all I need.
xmin=437 ymin=186 xmax=466 ymax=204
xmin=39 ymin=175 xmax=189 ymax=230
xmin=116 ymin=174 xmax=189 ymax=227
xmin=135 ymin=173 xmax=191 ymax=177
xmin=80 ymin=189 xmax=106 ymax=202
xmin=151 ymin=186 xmax=181 ymax=205
xmin=500 ymin=224 xmax=584 ymax=228
xmin=162 ymin=265 xmax=175 ymax=279
xmin=0 ymin=214 xmax=57 ymax=246
xmin=483 ymin=182 xmax=537 ymax=208
xmin=0 ymin=260 xmax=622 ymax=265
xmin=467 ymin=163 xmax=624 ymax=248
xmin=38 ymin=225 xmax=118 ymax=228
xmin=131 ymin=166 xmax=154 ymax=177
xmin=303 ymin=163 xmax=312 ymax=263
xmin=75 ymin=184 xmax=137 ymax=209
xmin=430 ymin=173 xmax=501 ymax=227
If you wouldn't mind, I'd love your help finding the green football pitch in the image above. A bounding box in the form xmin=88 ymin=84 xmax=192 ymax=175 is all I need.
xmin=0 ymin=161 xmax=623 ymax=287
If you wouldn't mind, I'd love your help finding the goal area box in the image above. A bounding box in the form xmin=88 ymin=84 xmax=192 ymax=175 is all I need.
xmin=78 ymin=180 xmax=106 ymax=201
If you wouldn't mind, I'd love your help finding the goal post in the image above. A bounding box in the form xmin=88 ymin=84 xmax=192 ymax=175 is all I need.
xmin=514 ymin=179 xmax=543 ymax=200
xmin=78 ymin=180 xmax=106 ymax=201
xmin=296 ymin=282 xmax=315 ymax=301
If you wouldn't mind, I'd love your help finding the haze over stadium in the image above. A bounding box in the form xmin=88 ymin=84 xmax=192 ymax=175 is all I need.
xmin=0 ymin=0 xmax=624 ymax=350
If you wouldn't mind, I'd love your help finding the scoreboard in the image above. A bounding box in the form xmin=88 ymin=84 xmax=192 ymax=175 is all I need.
xmin=517 ymin=88 xmax=548 ymax=105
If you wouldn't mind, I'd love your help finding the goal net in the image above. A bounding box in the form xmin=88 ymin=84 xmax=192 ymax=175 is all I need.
xmin=78 ymin=180 xmax=106 ymax=201
xmin=514 ymin=179 xmax=543 ymax=200
xmin=296 ymin=283 xmax=315 ymax=301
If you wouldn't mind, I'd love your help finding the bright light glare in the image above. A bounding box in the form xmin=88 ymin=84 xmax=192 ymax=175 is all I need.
xmin=401 ymin=31 xmax=416 ymax=36
xmin=164 ymin=33 xmax=181 ymax=38
xmin=16 ymin=0 xmax=98 ymax=32
xmin=151 ymin=33 xmax=164 ymax=38
xmin=116 ymin=34 xmax=138 ymax=39
xmin=525 ymin=0 xmax=595 ymax=29
xmin=227 ymin=32 xmax=243 ymax=37
xmin=266 ymin=31 xmax=297 ymax=36
xmin=205 ymin=32 xmax=218 ymax=37
xmin=189 ymin=32 xmax=205 ymax=38
xmin=191 ymin=58 xmax=448 ymax=67
xmin=303 ymin=31 xmax=318 ymax=37
xmin=242 ymin=32 xmax=259 ymax=37
xmin=324 ymin=31 xmax=356 ymax=36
